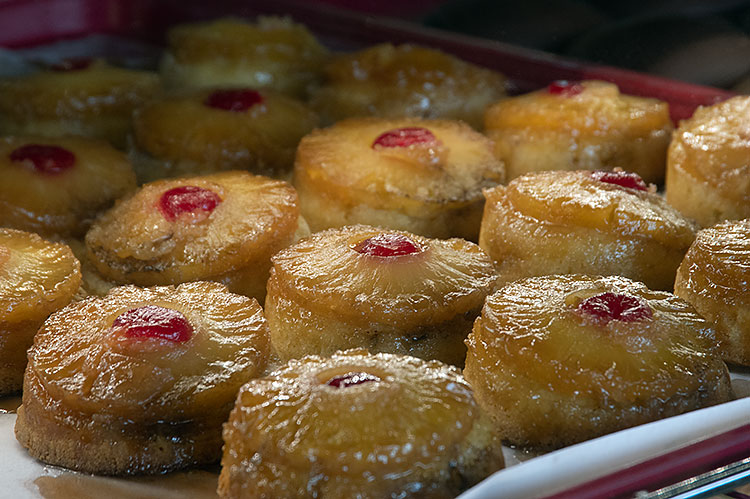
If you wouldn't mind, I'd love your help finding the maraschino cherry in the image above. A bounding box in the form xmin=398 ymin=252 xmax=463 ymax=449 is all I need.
xmin=111 ymin=305 xmax=193 ymax=343
xmin=372 ymin=127 xmax=437 ymax=148
xmin=326 ymin=372 xmax=381 ymax=388
xmin=352 ymin=233 xmax=424 ymax=257
xmin=49 ymin=58 xmax=93 ymax=72
xmin=159 ymin=186 xmax=221 ymax=222
xmin=9 ymin=144 xmax=76 ymax=175
xmin=577 ymin=292 xmax=653 ymax=324
xmin=592 ymin=170 xmax=648 ymax=191
xmin=547 ymin=80 xmax=584 ymax=97
xmin=204 ymin=89 xmax=264 ymax=112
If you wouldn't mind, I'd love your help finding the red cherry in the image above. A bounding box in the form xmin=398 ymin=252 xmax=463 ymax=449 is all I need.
xmin=352 ymin=233 xmax=424 ymax=257
xmin=111 ymin=305 xmax=193 ymax=343
xmin=326 ymin=372 xmax=381 ymax=388
xmin=159 ymin=186 xmax=221 ymax=222
xmin=204 ymin=89 xmax=264 ymax=112
xmin=577 ymin=292 xmax=653 ymax=324
xmin=372 ymin=127 xmax=437 ymax=148
xmin=9 ymin=144 xmax=76 ymax=175
xmin=49 ymin=58 xmax=93 ymax=72
xmin=547 ymin=80 xmax=584 ymax=97
xmin=592 ymin=170 xmax=648 ymax=191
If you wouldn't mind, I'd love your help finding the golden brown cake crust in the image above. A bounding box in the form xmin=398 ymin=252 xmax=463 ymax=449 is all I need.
xmin=293 ymin=117 xmax=504 ymax=240
xmin=161 ymin=17 xmax=329 ymax=97
xmin=479 ymin=170 xmax=697 ymax=290
xmin=132 ymin=89 xmax=318 ymax=182
xmin=0 ymin=229 xmax=81 ymax=394
xmin=0 ymin=60 xmax=160 ymax=147
xmin=464 ymin=274 xmax=734 ymax=449
xmin=675 ymin=219 xmax=750 ymax=365
xmin=85 ymin=171 xmax=306 ymax=300
xmin=666 ymin=96 xmax=750 ymax=227
xmin=219 ymin=349 xmax=504 ymax=498
xmin=0 ymin=136 xmax=136 ymax=237
xmin=310 ymin=43 xmax=506 ymax=129
xmin=265 ymin=225 xmax=498 ymax=365
xmin=15 ymin=282 xmax=269 ymax=475
xmin=484 ymin=80 xmax=672 ymax=183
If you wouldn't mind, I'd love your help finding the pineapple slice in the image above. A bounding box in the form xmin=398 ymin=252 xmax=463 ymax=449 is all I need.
xmin=0 ymin=59 xmax=160 ymax=148
xmin=85 ymin=171 xmax=307 ymax=303
xmin=160 ymin=17 xmax=329 ymax=98
xmin=479 ymin=170 xmax=697 ymax=290
xmin=220 ymin=349 xmax=504 ymax=498
xmin=0 ymin=136 xmax=137 ymax=238
xmin=675 ymin=219 xmax=750 ymax=365
xmin=310 ymin=43 xmax=507 ymax=129
xmin=265 ymin=225 xmax=497 ymax=365
xmin=132 ymin=88 xmax=318 ymax=183
xmin=0 ymin=228 xmax=81 ymax=394
xmin=484 ymin=80 xmax=672 ymax=182
xmin=464 ymin=274 xmax=733 ymax=449
xmin=15 ymin=281 xmax=269 ymax=475
xmin=666 ymin=95 xmax=750 ymax=227
xmin=293 ymin=117 xmax=504 ymax=241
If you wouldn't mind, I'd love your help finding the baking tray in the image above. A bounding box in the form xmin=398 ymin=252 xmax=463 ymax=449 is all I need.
xmin=0 ymin=1 xmax=748 ymax=497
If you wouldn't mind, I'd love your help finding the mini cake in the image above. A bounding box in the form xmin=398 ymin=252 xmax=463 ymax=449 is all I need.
xmin=484 ymin=80 xmax=672 ymax=183
xmin=265 ymin=225 xmax=498 ymax=366
xmin=219 ymin=349 xmax=504 ymax=498
xmin=310 ymin=43 xmax=507 ymax=129
xmin=293 ymin=118 xmax=505 ymax=240
xmin=0 ymin=59 xmax=160 ymax=148
xmin=675 ymin=219 xmax=750 ymax=366
xmin=666 ymin=95 xmax=750 ymax=227
xmin=464 ymin=274 xmax=733 ymax=449
xmin=160 ymin=17 xmax=329 ymax=97
xmin=0 ymin=229 xmax=81 ymax=395
xmin=479 ymin=169 xmax=698 ymax=290
xmin=0 ymin=136 xmax=137 ymax=238
xmin=131 ymin=87 xmax=318 ymax=183
xmin=85 ymin=171 xmax=308 ymax=303
xmin=15 ymin=282 xmax=270 ymax=475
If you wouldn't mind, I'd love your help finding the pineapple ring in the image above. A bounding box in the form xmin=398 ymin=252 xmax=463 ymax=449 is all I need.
xmin=479 ymin=170 xmax=697 ymax=290
xmin=666 ymin=95 xmax=750 ymax=227
xmin=219 ymin=349 xmax=504 ymax=498
xmin=85 ymin=171 xmax=308 ymax=302
xmin=0 ymin=136 xmax=136 ymax=238
xmin=160 ymin=16 xmax=329 ymax=97
xmin=131 ymin=87 xmax=318 ymax=183
xmin=293 ymin=117 xmax=504 ymax=240
xmin=464 ymin=274 xmax=734 ymax=449
xmin=310 ymin=43 xmax=507 ymax=129
xmin=675 ymin=219 xmax=750 ymax=365
xmin=0 ymin=59 xmax=160 ymax=148
xmin=265 ymin=225 xmax=497 ymax=365
xmin=0 ymin=228 xmax=81 ymax=394
xmin=15 ymin=281 xmax=269 ymax=475
xmin=484 ymin=80 xmax=672 ymax=183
